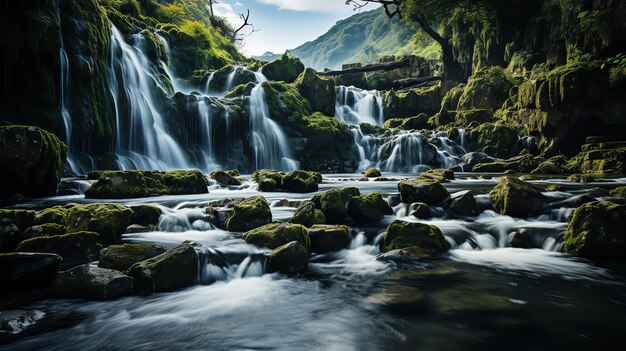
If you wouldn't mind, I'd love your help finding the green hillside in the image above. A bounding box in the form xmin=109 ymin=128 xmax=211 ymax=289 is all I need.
xmin=290 ymin=8 xmax=438 ymax=70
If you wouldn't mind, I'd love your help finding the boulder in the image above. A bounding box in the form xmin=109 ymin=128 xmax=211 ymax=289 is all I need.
xmin=294 ymin=68 xmax=335 ymax=116
xmin=261 ymin=54 xmax=305 ymax=83
xmin=243 ymin=223 xmax=310 ymax=253
xmin=0 ymin=209 xmax=36 ymax=251
xmin=282 ymin=170 xmax=320 ymax=193
xmin=531 ymin=160 xmax=562 ymax=174
xmin=98 ymin=243 xmax=166 ymax=272
xmin=50 ymin=265 xmax=135 ymax=299
xmin=318 ymin=187 xmax=361 ymax=223
xmin=384 ymin=86 xmax=442 ymax=118
xmin=348 ymin=192 xmax=393 ymax=222
xmin=20 ymin=223 xmax=66 ymax=242
xmin=224 ymin=196 xmax=272 ymax=232
xmin=84 ymin=171 xmax=168 ymax=199
xmin=15 ymin=231 xmax=102 ymax=268
xmin=466 ymin=123 xmax=520 ymax=159
xmin=0 ymin=126 xmax=67 ymax=198
xmin=363 ymin=168 xmax=382 ymax=178
xmin=489 ymin=177 xmax=545 ymax=217
xmin=252 ymin=170 xmax=284 ymax=192
xmin=211 ymin=170 xmax=242 ymax=186
xmin=160 ymin=170 xmax=209 ymax=195
xmin=506 ymin=229 xmax=533 ymax=248
xmin=409 ymin=203 xmax=432 ymax=219
xmin=313 ymin=209 xmax=327 ymax=225
xmin=128 ymin=242 xmax=198 ymax=292
xmin=288 ymin=201 xmax=316 ymax=227
xmin=125 ymin=224 xmax=155 ymax=234
xmin=449 ymin=190 xmax=479 ymax=216
xmin=64 ymin=203 xmax=134 ymax=244
xmin=563 ymin=201 xmax=626 ymax=256
xmin=206 ymin=197 xmax=244 ymax=229
xmin=609 ymin=186 xmax=626 ymax=204
xmin=398 ymin=179 xmax=449 ymax=205
xmin=382 ymin=220 xmax=448 ymax=256
xmin=267 ymin=241 xmax=309 ymax=273
xmin=416 ymin=169 xmax=455 ymax=183
xmin=462 ymin=152 xmax=495 ymax=169
xmin=130 ymin=205 xmax=162 ymax=226
xmin=308 ymin=224 xmax=351 ymax=253
xmin=0 ymin=252 xmax=61 ymax=293
xmin=457 ymin=67 xmax=516 ymax=111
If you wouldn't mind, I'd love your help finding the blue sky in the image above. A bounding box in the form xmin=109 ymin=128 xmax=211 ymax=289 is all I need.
xmin=213 ymin=0 xmax=378 ymax=56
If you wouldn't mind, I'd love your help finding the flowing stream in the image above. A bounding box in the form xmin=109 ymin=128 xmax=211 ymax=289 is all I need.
xmin=4 ymin=174 xmax=626 ymax=350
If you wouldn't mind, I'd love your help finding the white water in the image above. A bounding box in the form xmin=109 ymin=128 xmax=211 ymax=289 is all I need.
xmin=107 ymin=24 xmax=192 ymax=171
xmin=59 ymin=47 xmax=82 ymax=175
xmin=249 ymin=84 xmax=299 ymax=171
xmin=335 ymin=86 xmax=384 ymax=126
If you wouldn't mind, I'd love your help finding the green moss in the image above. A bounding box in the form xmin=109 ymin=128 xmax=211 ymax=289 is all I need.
xmin=563 ymin=201 xmax=626 ymax=256
xmin=382 ymin=220 xmax=447 ymax=254
xmin=359 ymin=122 xmax=385 ymax=135
xmin=99 ymin=243 xmax=166 ymax=272
xmin=348 ymin=192 xmax=393 ymax=222
xmin=457 ymin=67 xmax=519 ymax=111
xmin=21 ymin=223 xmax=66 ymax=241
xmin=85 ymin=171 xmax=168 ymax=199
xmin=440 ymin=83 xmax=465 ymax=111
xmin=288 ymin=202 xmax=316 ymax=228
xmin=319 ymin=187 xmax=361 ymax=223
xmin=127 ymin=242 xmax=198 ymax=292
xmin=161 ymin=170 xmax=208 ymax=194
xmin=455 ymin=109 xmax=494 ymax=126
xmin=489 ymin=177 xmax=544 ymax=217
xmin=225 ymin=196 xmax=272 ymax=232
xmin=398 ymin=179 xmax=449 ymax=205
xmin=565 ymin=147 xmax=626 ymax=175
xmin=63 ymin=203 xmax=133 ymax=244
xmin=16 ymin=231 xmax=102 ymax=268
xmin=130 ymin=205 xmax=162 ymax=226
xmin=416 ymin=169 xmax=455 ymax=183
xmin=466 ymin=122 xmax=520 ymax=158
xmin=308 ymin=224 xmax=351 ymax=253
xmin=261 ymin=54 xmax=305 ymax=83
xmin=384 ymin=86 xmax=442 ymax=118
xmin=243 ymin=222 xmax=310 ymax=253
xmin=267 ymin=241 xmax=309 ymax=273
xmin=609 ymin=187 xmax=626 ymax=203
xmin=363 ymin=168 xmax=382 ymax=177
xmin=297 ymin=113 xmax=356 ymax=172
xmin=294 ymin=68 xmax=335 ymax=116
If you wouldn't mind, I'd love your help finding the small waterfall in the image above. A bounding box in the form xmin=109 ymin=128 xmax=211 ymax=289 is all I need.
xmin=249 ymin=84 xmax=299 ymax=171
xmin=59 ymin=47 xmax=81 ymax=175
xmin=107 ymin=24 xmax=192 ymax=171
xmin=335 ymin=86 xmax=384 ymax=126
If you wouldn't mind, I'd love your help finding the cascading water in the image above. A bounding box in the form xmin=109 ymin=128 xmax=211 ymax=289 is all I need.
xmin=335 ymin=86 xmax=384 ymax=125
xmin=249 ymin=83 xmax=299 ymax=171
xmin=107 ymin=24 xmax=192 ymax=171
xmin=59 ymin=47 xmax=82 ymax=175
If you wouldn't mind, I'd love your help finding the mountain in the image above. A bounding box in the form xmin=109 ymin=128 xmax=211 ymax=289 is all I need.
xmin=290 ymin=8 xmax=438 ymax=70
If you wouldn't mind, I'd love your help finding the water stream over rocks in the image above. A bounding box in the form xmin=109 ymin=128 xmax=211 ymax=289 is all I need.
xmin=3 ymin=174 xmax=626 ymax=350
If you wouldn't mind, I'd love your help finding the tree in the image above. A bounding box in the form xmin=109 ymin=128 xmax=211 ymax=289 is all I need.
xmin=345 ymin=0 xmax=498 ymax=85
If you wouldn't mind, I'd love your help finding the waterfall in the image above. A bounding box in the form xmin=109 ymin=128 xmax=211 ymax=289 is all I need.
xmin=335 ymin=86 xmax=384 ymax=126
xmin=107 ymin=24 xmax=192 ymax=171
xmin=59 ymin=47 xmax=82 ymax=175
xmin=249 ymin=84 xmax=299 ymax=171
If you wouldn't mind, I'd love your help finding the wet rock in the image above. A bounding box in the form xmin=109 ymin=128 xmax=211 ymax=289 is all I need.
xmin=99 ymin=243 xmax=166 ymax=272
xmin=0 ymin=126 xmax=67 ymax=198
xmin=363 ymin=168 xmax=382 ymax=177
xmin=417 ymin=169 xmax=455 ymax=183
xmin=0 ymin=309 xmax=45 ymax=336
xmin=449 ymin=190 xmax=479 ymax=216
xmin=124 ymin=224 xmax=155 ymax=234
xmin=50 ymin=265 xmax=135 ymax=300
xmin=318 ymin=187 xmax=361 ymax=223
xmin=253 ymin=170 xmax=284 ymax=192
xmin=563 ymin=201 xmax=626 ymax=256
xmin=0 ymin=209 xmax=36 ymax=252
xmin=128 ymin=242 xmax=198 ymax=292
xmin=433 ymin=288 xmax=520 ymax=315
xmin=211 ymin=170 xmax=242 ymax=186
xmin=308 ymin=224 xmax=351 ymax=253
xmin=367 ymin=285 xmax=428 ymax=312
xmin=161 ymin=170 xmax=209 ymax=195
xmin=457 ymin=67 xmax=516 ymax=111
xmin=609 ymin=186 xmax=626 ymax=204
xmin=376 ymin=248 xmax=432 ymax=262
xmin=564 ymin=143 xmax=626 ymax=175
xmin=489 ymin=177 xmax=545 ymax=217
xmin=20 ymin=223 xmax=66 ymax=242
xmin=64 ymin=203 xmax=134 ymax=245
xmin=398 ymin=179 xmax=449 ymax=205
xmin=348 ymin=192 xmax=393 ymax=222
xmin=294 ymin=68 xmax=335 ymax=116
xmin=243 ymin=223 xmax=310 ymax=253
xmin=0 ymin=253 xmax=61 ymax=293
xmin=531 ymin=160 xmax=562 ymax=174
xmin=313 ymin=209 xmax=327 ymax=225
xmin=206 ymin=197 xmax=244 ymax=229
xmin=261 ymin=54 xmax=305 ymax=83
xmin=506 ymin=229 xmax=533 ymax=248
xmin=130 ymin=205 xmax=162 ymax=226
xmin=16 ymin=231 xmax=101 ymax=269
xmin=224 ymin=196 xmax=272 ymax=232
xmin=462 ymin=152 xmax=495 ymax=169
xmin=84 ymin=170 xmax=208 ymax=198
xmin=282 ymin=170 xmax=321 ymax=193
xmin=466 ymin=122 xmax=520 ymax=158
xmin=268 ymin=241 xmax=309 ymax=274
xmin=409 ymin=203 xmax=433 ymax=219
xmin=288 ymin=201 xmax=316 ymax=227
xmin=382 ymin=220 xmax=448 ymax=256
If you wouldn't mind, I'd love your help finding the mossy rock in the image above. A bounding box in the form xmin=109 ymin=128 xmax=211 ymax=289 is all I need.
xmin=348 ymin=192 xmax=393 ymax=223
xmin=449 ymin=190 xmax=479 ymax=216
xmin=563 ymin=201 xmax=626 ymax=256
xmin=466 ymin=123 xmax=520 ymax=159
xmin=397 ymin=113 xmax=433 ymax=130
xmin=398 ymin=179 xmax=449 ymax=205
xmin=85 ymin=171 xmax=169 ymax=199
xmin=440 ymin=83 xmax=465 ymax=111
xmin=565 ymin=147 xmax=626 ymax=175
xmin=288 ymin=201 xmax=316 ymax=228
xmin=98 ymin=243 xmax=166 ymax=272
xmin=253 ymin=170 xmax=285 ymax=192
xmin=20 ymin=223 xmax=66 ymax=242
xmin=383 ymin=118 xmax=405 ymax=129
xmin=261 ymin=54 xmax=305 ymax=83
xmin=161 ymin=170 xmax=209 ymax=195
xmin=294 ymin=68 xmax=335 ymax=116
xmin=382 ymin=220 xmax=448 ymax=255
xmin=282 ymin=170 xmax=321 ymax=193
xmin=384 ymin=86 xmax=442 ymax=118
xmin=0 ymin=126 xmax=67 ymax=198
xmin=267 ymin=241 xmax=309 ymax=274
xmin=455 ymin=109 xmax=494 ymax=125
xmin=313 ymin=209 xmax=327 ymax=225
xmin=225 ymin=196 xmax=272 ymax=232
xmin=489 ymin=177 xmax=545 ymax=217
xmin=0 ymin=252 xmax=62 ymax=293
xmin=207 ymin=65 xmax=257 ymax=92
xmin=609 ymin=186 xmax=626 ymax=204
xmin=308 ymin=224 xmax=351 ymax=253
xmin=0 ymin=209 xmax=36 ymax=252
xmin=36 ymin=204 xmax=77 ymax=226
xmin=363 ymin=168 xmax=382 ymax=177
xmin=297 ymin=113 xmax=357 ymax=172
xmin=50 ymin=264 xmax=136 ymax=300
xmin=130 ymin=205 xmax=162 ymax=226
xmin=409 ymin=203 xmax=432 ymax=219
xmin=128 ymin=242 xmax=198 ymax=292
xmin=211 ymin=170 xmax=242 ymax=186
xmin=319 ymin=187 xmax=361 ymax=223
xmin=64 ymin=203 xmax=134 ymax=245
xmin=359 ymin=122 xmax=385 ymax=135
xmin=416 ymin=169 xmax=455 ymax=183
xmin=16 ymin=231 xmax=102 ymax=269
xmin=243 ymin=222 xmax=310 ymax=253
xmin=457 ymin=67 xmax=518 ymax=111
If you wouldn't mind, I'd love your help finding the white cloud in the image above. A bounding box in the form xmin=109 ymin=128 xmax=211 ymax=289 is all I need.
xmin=213 ymin=3 xmax=242 ymax=27
xmin=235 ymin=1 xmax=244 ymax=6
xmin=256 ymin=0 xmax=363 ymax=13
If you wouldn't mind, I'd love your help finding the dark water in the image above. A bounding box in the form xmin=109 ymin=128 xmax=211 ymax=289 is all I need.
xmin=2 ymin=174 xmax=626 ymax=351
